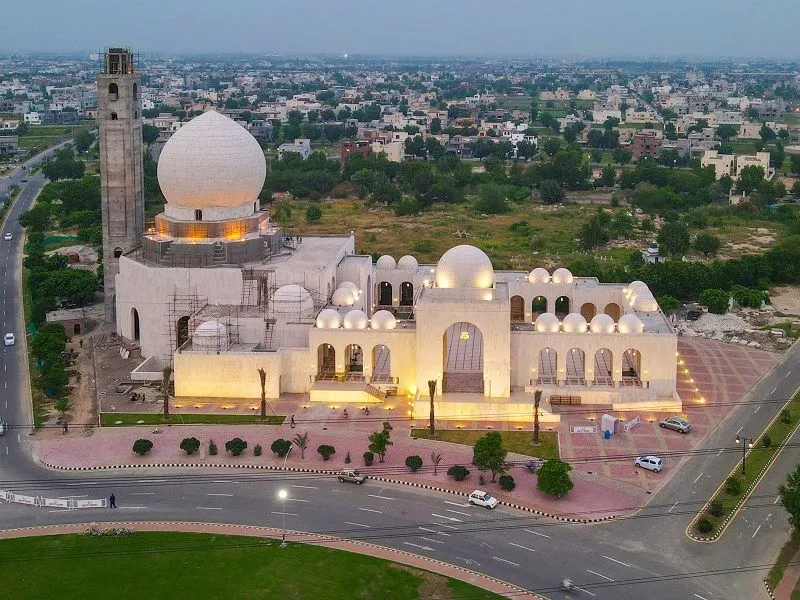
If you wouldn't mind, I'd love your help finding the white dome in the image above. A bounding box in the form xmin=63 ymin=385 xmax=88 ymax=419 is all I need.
xmin=376 ymin=255 xmax=396 ymax=269
xmin=617 ymin=313 xmax=645 ymax=334
xmin=191 ymin=320 xmax=227 ymax=347
xmin=562 ymin=312 xmax=588 ymax=333
xmin=589 ymin=313 xmax=615 ymax=334
xmin=157 ymin=110 xmax=266 ymax=209
xmin=397 ymin=255 xmax=418 ymax=270
xmin=551 ymin=268 xmax=574 ymax=284
xmin=370 ymin=310 xmax=397 ymax=330
xmin=633 ymin=293 xmax=659 ymax=312
xmin=339 ymin=281 xmax=359 ymax=295
xmin=343 ymin=309 xmax=369 ymax=330
xmin=315 ymin=308 xmax=342 ymax=329
xmin=273 ymin=284 xmax=315 ymax=315
xmin=331 ymin=287 xmax=357 ymax=307
xmin=535 ymin=312 xmax=561 ymax=333
xmin=627 ymin=281 xmax=650 ymax=298
xmin=435 ymin=245 xmax=494 ymax=289
xmin=528 ymin=267 xmax=550 ymax=284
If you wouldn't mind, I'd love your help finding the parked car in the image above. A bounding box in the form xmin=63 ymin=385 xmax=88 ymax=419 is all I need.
xmin=659 ymin=416 xmax=691 ymax=434
xmin=3 ymin=232 xmax=11 ymax=241
xmin=524 ymin=458 xmax=545 ymax=472
xmin=468 ymin=490 xmax=499 ymax=509
xmin=0 ymin=417 xmax=5 ymax=436
xmin=635 ymin=456 xmax=663 ymax=473
xmin=337 ymin=469 xmax=366 ymax=485
xmin=3 ymin=333 xmax=14 ymax=346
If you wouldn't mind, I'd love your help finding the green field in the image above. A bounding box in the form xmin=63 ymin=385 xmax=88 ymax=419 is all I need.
xmin=100 ymin=412 xmax=285 ymax=426
xmin=0 ymin=532 xmax=504 ymax=600
xmin=411 ymin=429 xmax=560 ymax=460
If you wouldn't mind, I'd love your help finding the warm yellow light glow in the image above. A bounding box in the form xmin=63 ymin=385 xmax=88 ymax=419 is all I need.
xmin=460 ymin=331 xmax=470 ymax=340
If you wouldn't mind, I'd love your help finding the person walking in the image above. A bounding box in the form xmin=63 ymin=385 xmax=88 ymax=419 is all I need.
xmin=290 ymin=415 xmax=295 ymax=428
xmin=109 ymin=493 xmax=116 ymax=508
xmin=63 ymin=422 xmax=68 ymax=434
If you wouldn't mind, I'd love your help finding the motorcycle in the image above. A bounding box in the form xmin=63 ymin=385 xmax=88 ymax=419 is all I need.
xmin=561 ymin=578 xmax=574 ymax=592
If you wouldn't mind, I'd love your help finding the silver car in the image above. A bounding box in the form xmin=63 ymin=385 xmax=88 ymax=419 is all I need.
xmin=659 ymin=416 xmax=691 ymax=434
xmin=0 ymin=417 xmax=6 ymax=436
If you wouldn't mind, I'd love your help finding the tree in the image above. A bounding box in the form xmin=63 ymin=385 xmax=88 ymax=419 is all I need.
xmin=368 ymin=421 xmax=394 ymax=463
xmin=694 ymin=233 xmax=722 ymax=258
xmin=292 ymin=431 xmax=309 ymax=459
xmin=599 ymin=165 xmax=616 ymax=187
xmin=541 ymin=137 xmax=561 ymax=157
xmin=74 ymin=128 xmax=94 ymax=152
xmin=141 ymin=124 xmax=159 ymax=145
xmin=317 ymin=444 xmax=336 ymax=461
xmin=427 ymin=379 xmax=436 ymax=436
xmin=54 ymin=397 xmax=70 ymax=421
xmin=532 ymin=389 xmax=542 ymax=445
xmin=180 ymin=437 xmax=201 ymax=455
xmin=133 ymin=439 xmax=153 ymax=456
xmin=430 ymin=117 xmax=442 ymax=134
xmin=578 ymin=213 xmax=610 ymax=250
xmin=498 ymin=475 xmax=516 ymax=491
xmin=737 ymin=165 xmax=765 ymax=194
xmin=431 ymin=451 xmax=442 ymax=476
xmin=405 ymin=455 xmax=423 ymax=472
xmin=715 ymin=124 xmax=738 ymax=141
xmin=161 ymin=366 xmax=172 ymax=421
xmin=760 ymin=124 xmax=777 ymax=142
xmin=779 ymin=464 xmax=800 ymax=529
xmin=225 ymin=437 xmax=248 ymax=456
xmin=447 ymin=465 xmax=470 ymax=481
xmin=474 ymin=183 xmax=508 ymax=214
xmin=538 ymin=179 xmax=565 ymax=205
xmin=790 ymin=155 xmax=800 ymax=176
xmin=270 ymin=438 xmax=292 ymax=457
xmin=536 ymin=459 xmax=574 ymax=497
xmin=472 ymin=431 xmax=507 ymax=483
xmin=699 ymin=288 xmax=730 ymax=314
xmin=612 ymin=147 xmax=632 ymax=165
xmin=657 ymin=221 xmax=691 ymax=256
xmin=257 ymin=367 xmax=267 ymax=419
xmin=305 ymin=204 xmax=322 ymax=223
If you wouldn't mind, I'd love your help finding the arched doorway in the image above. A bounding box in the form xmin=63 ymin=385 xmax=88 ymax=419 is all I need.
xmin=442 ymin=322 xmax=484 ymax=393
xmin=378 ymin=281 xmax=392 ymax=306
xmin=604 ymin=302 xmax=622 ymax=321
xmin=580 ymin=302 xmax=596 ymax=320
xmin=345 ymin=344 xmax=364 ymax=380
xmin=622 ymin=349 xmax=642 ymax=387
xmin=176 ymin=316 xmax=189 ymax=349
xmin=372 ymin=344 xmax=391 ymax=382
xmin=531 ymin=296 xmax=547 ymax=318
xmin=554 ymin=296 xmax=570 ymax=317
xmin=566 ymin=348 xmax=586 ymax=385
xmin=400 ymin=282 xmax=413 ymax=306
xmin=131 ymin=308 xmax=140 ymax=341
xmin=317 ymin=344 xmax=335 ymax=380
xmin=510 ymin=295 xmax=525 ymax=322
xmin=593 ymin=348 xmax=613 ymax=386
xmin=537 ymin=348 xmax=557 ymax=385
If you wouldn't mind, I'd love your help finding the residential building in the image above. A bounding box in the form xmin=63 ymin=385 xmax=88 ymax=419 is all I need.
xmin=701 ymin=150 xmax=773 ymax=180
xmin=372 ymin=140 xmax=404 ymax=162
xmin=278 ymin=138 xmax=312 ymax=160
xmin=0 ymin=136 xmax=19 ymax=156
xmin=632 ymin=131 xmax=663 ymax=159
xmin=340 ymin=140 xmax=372 ymax=162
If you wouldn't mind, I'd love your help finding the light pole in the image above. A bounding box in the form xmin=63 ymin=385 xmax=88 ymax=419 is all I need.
xmin=278 ymin=488 xmax=288 ymax=546
xmin=735 ymin=435 xmax=755 ymax=476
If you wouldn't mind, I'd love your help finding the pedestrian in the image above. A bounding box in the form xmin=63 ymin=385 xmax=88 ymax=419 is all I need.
xmin=290 ymin=415 xmax=295 ymax=428
xmin=79 ymin=338 xmax=83 ymax=348
xmin=63 ymin=422 xmax=68 ymax=434
xmin=109 ymin=493 xmax=116 ymax=508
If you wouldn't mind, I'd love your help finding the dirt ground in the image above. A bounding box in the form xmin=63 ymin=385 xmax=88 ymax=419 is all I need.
xmin=770 ymin=285 xmax=800 ymax=317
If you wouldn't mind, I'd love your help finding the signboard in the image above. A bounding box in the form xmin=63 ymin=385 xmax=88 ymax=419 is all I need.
xmin=42 ymin=498 xmax=71 ymax=509
xmin=571 ymin=425 xmax=597 ymax=434
xmin=75 ymin=499 xmax=107 ymax=509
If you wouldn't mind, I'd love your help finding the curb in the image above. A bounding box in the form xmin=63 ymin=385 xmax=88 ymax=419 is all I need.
xmin=763 ymin=579 xmax=776 ymax=600
xmin=37 ymin=459 xmax=615 ymax=524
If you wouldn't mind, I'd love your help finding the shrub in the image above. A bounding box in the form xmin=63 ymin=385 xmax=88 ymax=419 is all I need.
xmin=363 ymin=451 xmax=374 ymax=466
xmin=179 ymin=437 xmax=200 ymax=455
xmin=762 ymin=435 xmax=771 ymax=448
xmin=536 ymin=459 xmax=574 ymax=498
xmin=345 ymin=451 xmax=351 ymax=464
xmin=305 ymin=204 xmax=322 ymax=223
xmin=225 ymin=437 xmax=248 ymax=456
xmin=209 ymin=440 xmax=218 ymax=455
xmin=697 ymin=518 xmax=714 ymax=534
xmin=405 ymin=455 xmax=423 ymax=472
xmin=132 ymin=439 xmax=153 ymax=456
xmin=254 ymin=444 xmax=263 ymax=457
xmin=708 ymin=499 xmax=724 ymax=517
xmin=499 ymin=475 xmax=516 ymax=491
xmin=725 ymin=476 xmax=743 ymax=496
xmin=318 ymin=444 xmax=335 ymax=461
xmin=781 ymin=409 xmax=792 ymax=425
xmin=447 ymin=465 xmax=470 ymax=481
xmin=478 ymin=473 xmax=485 ymax=486
xmin=271 ymin=438 xmax=292 ymax=457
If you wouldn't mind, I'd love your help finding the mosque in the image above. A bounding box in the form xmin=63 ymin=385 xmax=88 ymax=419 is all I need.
xmin=101 ymin=59 xmax=678 ymax=421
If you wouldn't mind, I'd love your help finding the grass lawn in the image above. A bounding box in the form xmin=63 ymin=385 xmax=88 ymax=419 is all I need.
xmin=768 ymin=530 xmax=800 ymax=590
xmin=411 ymin=429 xmax=559 ymax=460
xmin=0 ymin=532 xmax=504 ymax=600
xmin=100 ymin=412 xmax=285 ymax=426
xmin=42 ymin=234 xmax=80 ymax=250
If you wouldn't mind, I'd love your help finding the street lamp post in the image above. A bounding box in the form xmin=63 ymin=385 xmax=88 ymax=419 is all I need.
xmin=735 ymin=435 xmax=755 ymax=476
xmin=278 ymin=488 xmax=288 ymax=546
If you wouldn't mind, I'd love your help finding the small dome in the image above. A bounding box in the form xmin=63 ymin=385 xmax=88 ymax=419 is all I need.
xmin=192 ymin=320 xmax=227 ymax=348
xmin=589 ymin=313 xmax=615 ymax=334
xmin=627 ymin=280 xmax=650 ymax=297
xmin=343 ymin=309 xmax=369 ymax=329
xmin=633 ymin=293 xmax=659 ymax=312
xmin=331 ymin=287 xmax=357 ymax=307
xmin=535 ymin=312 xmax=561 ymax=333
xmin=338 ymin=281 xmax=360 ymax=298
xmin=397 ymin=255 xmax=419 ymax=270
xmin=376 ymin=255 xmax=397 ymax=269
xmin=315 ymin=308 xmax=342 ymax=329
xmin=370 ymin=310 xmax=397 ymax=330
xmin=551 ymin=268 xmax=574 ymax=284
xmin=273 ymin=285 xmax=315 ymax=316
xmin=528 ymin=267 xmax=550 ymax=284
xmin=617 ymin=313 xmax=645 ymax=334
xmin=435 ymin=244 xmax=494 ymax=289
xmin=562 ymin=312 xmax=588 ymax=333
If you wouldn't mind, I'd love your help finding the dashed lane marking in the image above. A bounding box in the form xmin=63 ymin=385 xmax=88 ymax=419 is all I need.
xmin=492 ymin=556 xmax=520 ymax=567
xmin=524 ymin=528 xmax=550 ymax=538
xmin=358 ymin=507 xmax=382 ymax=514
xmin=586 ymin=569 xmax=614 ymax=582
xmin=508 ymin=542 xmax=535 ymax=552
xmin=344 ymin=521 xmax=371 ymax=528
xmin=602 ymin=555 xmax=633 ymax=568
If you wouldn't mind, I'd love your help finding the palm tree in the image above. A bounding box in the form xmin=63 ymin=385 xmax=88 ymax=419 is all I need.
xmin=427 ymin=379 xmax=437 ymax=436
xmin=293 ymin=432 xmax=309 ymax=459
xmin=162 ymin=366 xmax=172 ymax=421
xmin=532 ymin=388 xmax=542 ymax=445
xmin=431 ymin=451 xmax=442 ymax=476
xmin=257 ymin=367 xmax=267 ymax=419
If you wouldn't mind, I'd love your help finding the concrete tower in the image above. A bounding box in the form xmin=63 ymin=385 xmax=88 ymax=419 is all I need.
xmin=97 ymin=48 xmax=144 ymax=319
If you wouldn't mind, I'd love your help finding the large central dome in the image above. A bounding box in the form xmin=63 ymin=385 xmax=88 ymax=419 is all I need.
xmin=435 ymin=244 xmax=494 ymax=289
xmin=157 ymin=110 xmax=266 ymax=209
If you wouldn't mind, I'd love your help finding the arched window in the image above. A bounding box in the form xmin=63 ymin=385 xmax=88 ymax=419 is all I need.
xmin=554 ymin=296 xmax=570 ymax=317
xmin=113 ymin=247 xmax=123 ymax=258
xmin=176 ymin=316 xmax=190 ymax=349
xmin=108 ymin=83 xmax=119 ymax=100
xmin=110 ymin=112 xmax=118 ymax=121
xmin=195 ymin=209 xmax=203 ymax=221
xmin=132 ymin=82 xmax=138 ymax=99
xmin=131 ymin=308 xmax=140 ymax=341
xmin=400 ymin=282 xmax=414 ymax=306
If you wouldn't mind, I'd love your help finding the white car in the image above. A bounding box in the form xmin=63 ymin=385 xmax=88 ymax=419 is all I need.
xmin=3 ymin=233 xmax=11 ymax=241
xmin=4 ymin=333 xmax=15 ymax=346
xmin=468 ymin=490 xmax=499 ymax=509
xmin=635 ymin=455 xmax=663 ymax=473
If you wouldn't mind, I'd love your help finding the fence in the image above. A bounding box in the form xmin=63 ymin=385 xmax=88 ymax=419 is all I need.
xmin=0 ymin=490 xmax=107 ymax=510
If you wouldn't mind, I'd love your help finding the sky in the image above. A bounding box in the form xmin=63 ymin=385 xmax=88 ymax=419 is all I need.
xmin=4 ymin=0 xmax=800 ymax=59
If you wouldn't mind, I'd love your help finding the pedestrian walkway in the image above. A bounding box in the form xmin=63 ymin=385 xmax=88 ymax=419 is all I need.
xmin=773 ymin=544 xmax=800 ymax=600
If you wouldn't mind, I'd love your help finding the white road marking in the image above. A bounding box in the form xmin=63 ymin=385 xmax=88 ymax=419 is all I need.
xmin=736 ymin=426 xmax=743 ymax=435
xmin=431 ymin=513 xmax=462 ymax=522
xmin=752 ymin=524 xmax=762 ymax=538
xmin=137 ymin=479 xmax=165 ymax=484
xmin=440 ymin=524 xmax=458 ymax=530
xmin=586 ymin=569 xmax=614 ymax=582
xmin=290 ymin=485 xmax=318 ymax=490
xmin=668 ymin=501 xmax=679 ymax=513
xmin=344 ymin=521 xmax=371 ymax=528
xmin=716 ymin=449 xmax=724 ymax=456
xmin=771 ymin=387 xmax=778 ymax=395
xmin=367 ymin=494 xmax=394 ymax=500
xmin=271 ymin=511 xmax=297 ymax=516
xmin=444 ymin=500 xmax=470 ymax=507
xmin=206 ymin=493 xmax=234 ymax=497
xmin=212 ymin=480 xmax=239 ymax=484
xmin=196 ymin=506 xmax=223 ymax=510
xmin=48 ymin=509 xmax=72 ymax=513
xmin=445 ymin=508 xmax=471 ymax=517
xmin=420 ymin=536 xmax=445 ymax=545
xmin=524 ymin=528 xmax=550 ymax=538
xmin=129 ymin=493 xmax=155 ymax=496
xmin=575 ymin=586 xmax=597 ymax=597
xmin=754 ymin=406 xmax=761 ymax=414
xmin=508 ymin=542 xmax=536 ymax=552
xmin=694 ymin=594 xmax=710 ymax=600
xmin=67 ymin=482 xmax=96 ymax=486
xmin=787 ymin=370 xmax=792 ymax=378
xmin=118 ymin=506 xmax=147 ymax=509
xmin=403 ymin=542 xmax=435 ymax=552
xmin=492 ymin=556 xmax=520 ymax=567
xmin=603 ymin=555 xmax=633 ymax=568
xmin=693 ymin=473 xmax=703 ymax=484
xmin=286 ymin=498 xmax=308 ymax=503
xmin=358 ymin=507 xmax=382 ymax=513
xmin=419 ymin=527 xmax=450 ymax=536
xmin=775 ymin=495 xmax=781 ymax=505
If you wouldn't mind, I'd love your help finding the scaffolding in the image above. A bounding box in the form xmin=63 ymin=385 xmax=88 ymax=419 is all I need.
xmin=242 ymin=268 xmax=278 ymax=351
